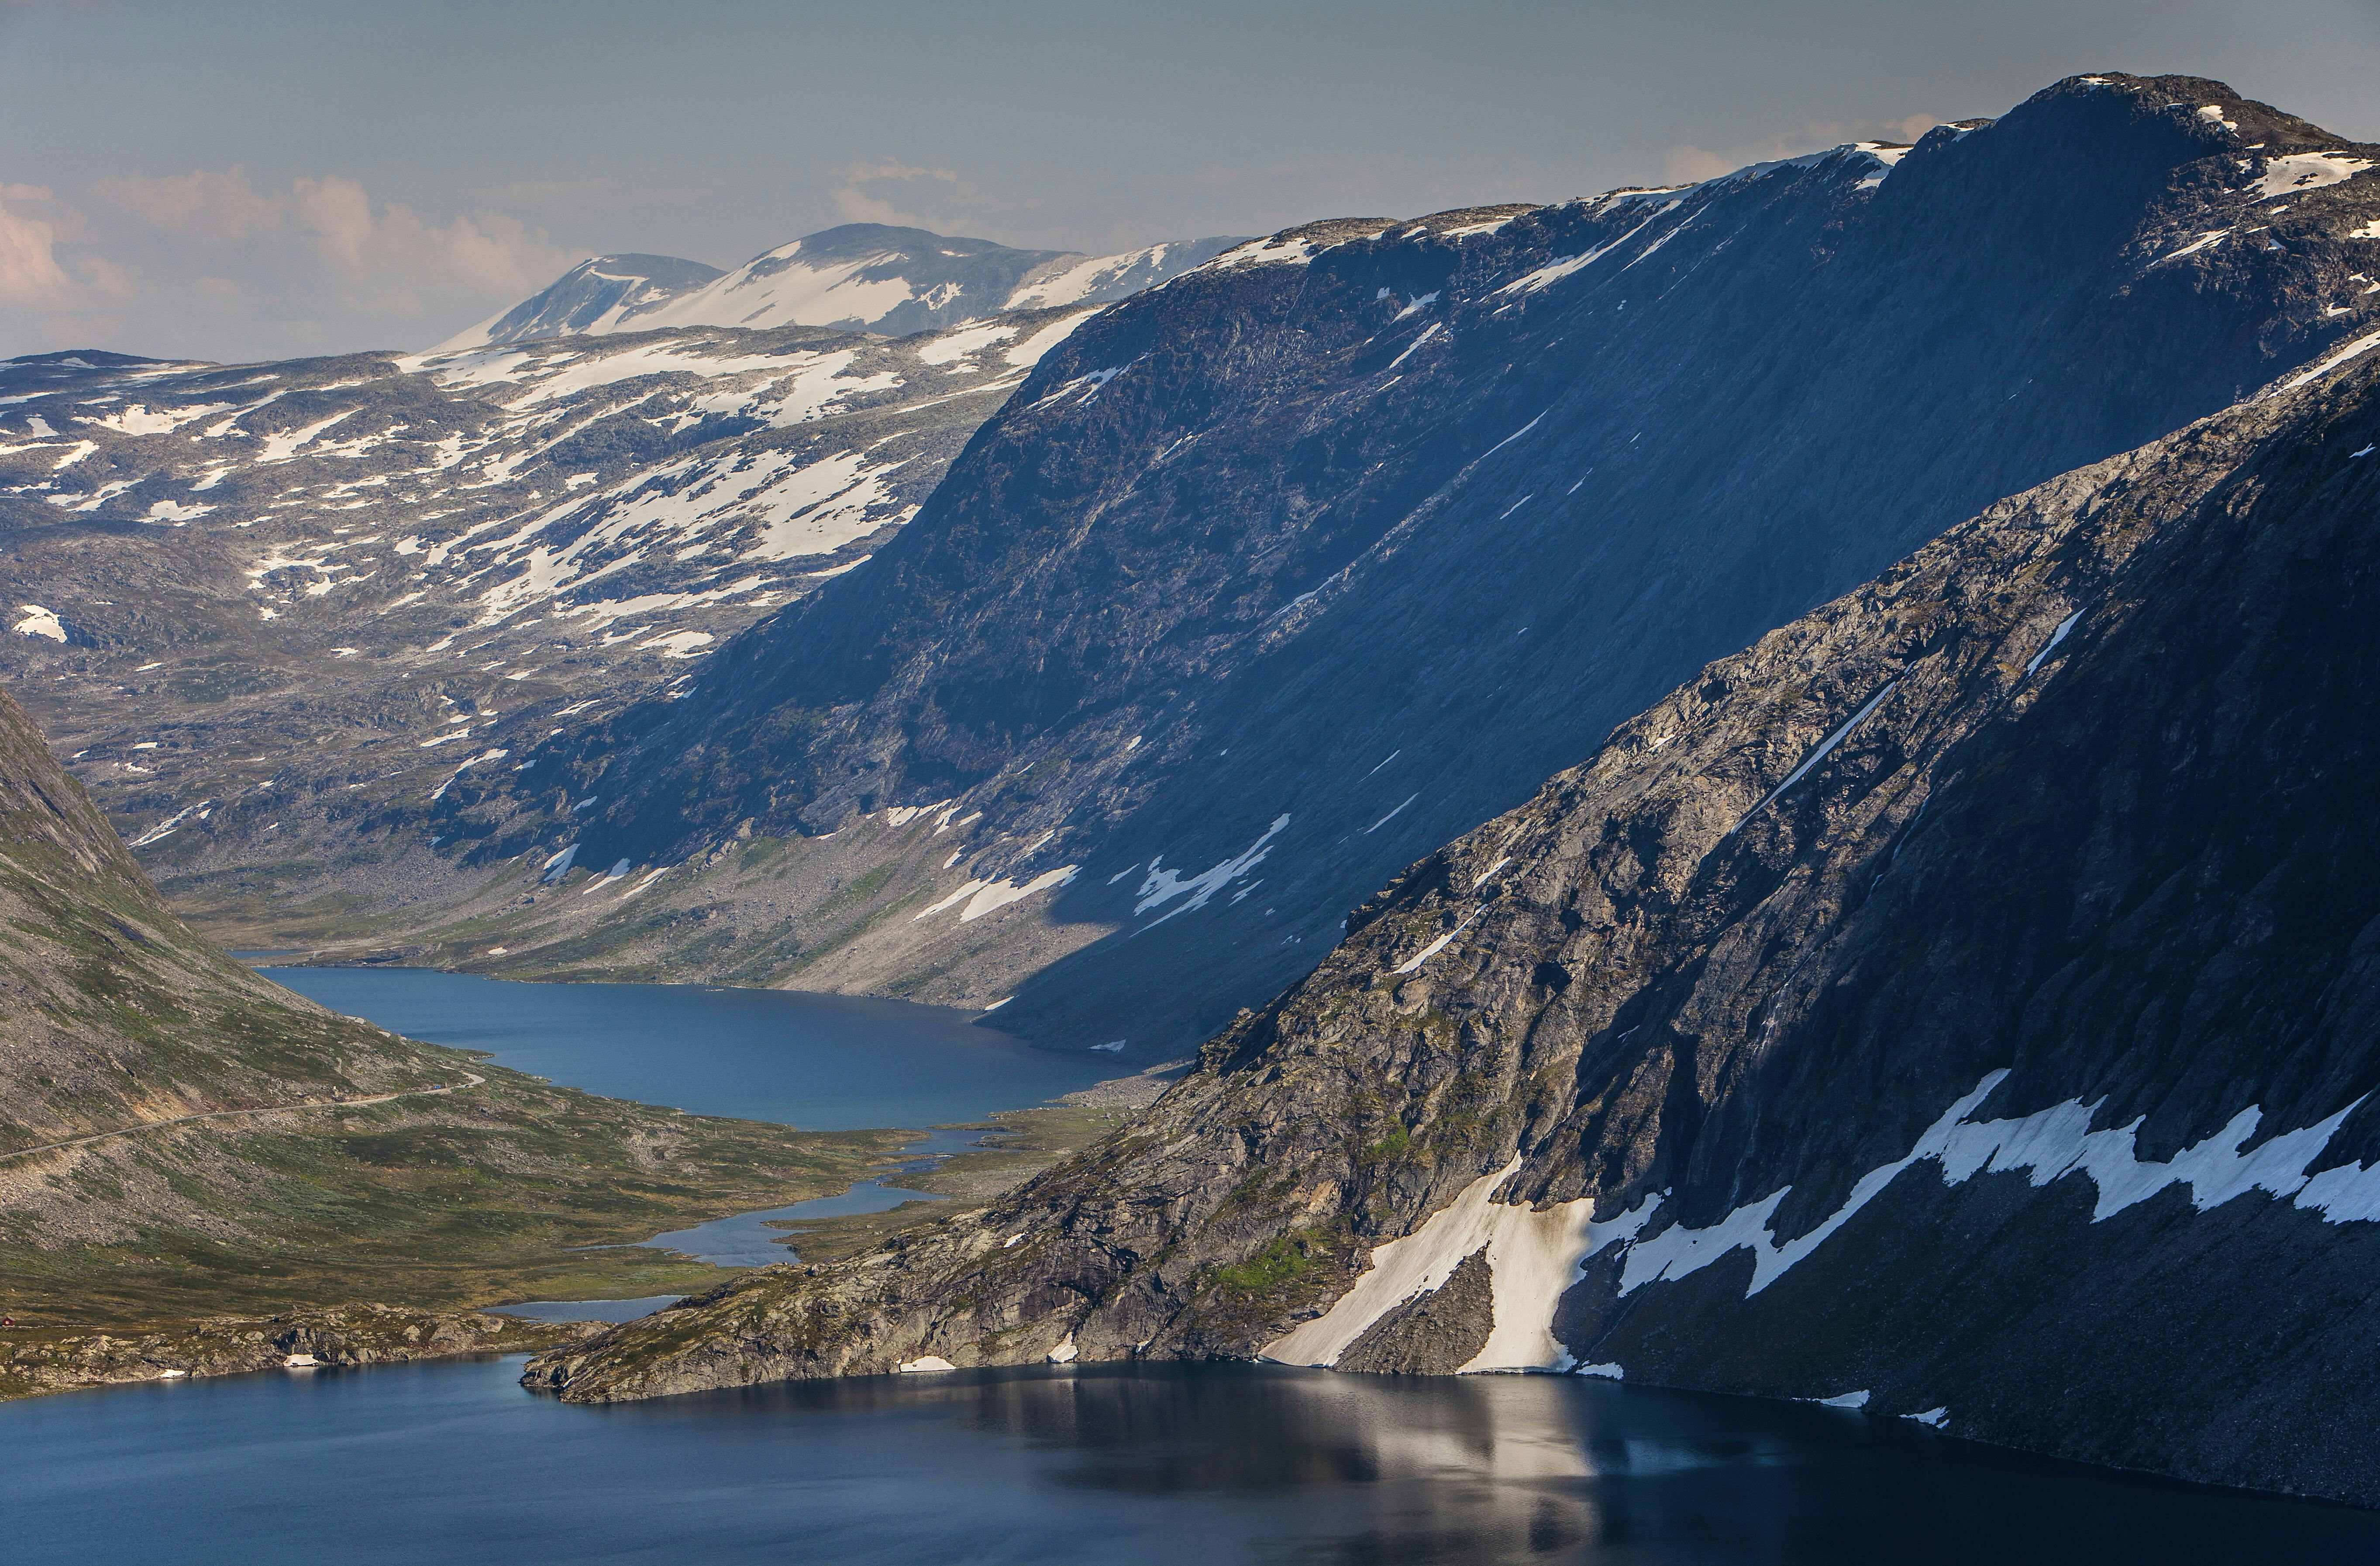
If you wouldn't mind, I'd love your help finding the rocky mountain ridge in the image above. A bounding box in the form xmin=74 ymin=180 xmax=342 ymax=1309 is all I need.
xmin=525 ymin=328 xmax=2380 ymax=1505
xmin=434 ymin=254 xmax=729 ymax=352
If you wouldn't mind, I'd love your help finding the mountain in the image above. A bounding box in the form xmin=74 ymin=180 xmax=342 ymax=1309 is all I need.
xmin=0 ymin=678 xmax=906 ymax=1333
xmin=0 ymin=305 xmax=1102 ymax=945
xmin=438 ymin=226 xmax=1245 ymax=350
xmin=439 ymin=75 xmax=2380 ymax=1053
xmin=526 ymin=324 xmax=2380 ymax=1505
xmin=437 ymin=254 xmax=728 ymax=351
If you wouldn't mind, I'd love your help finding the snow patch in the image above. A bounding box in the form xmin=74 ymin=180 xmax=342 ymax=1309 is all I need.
xmin=913 ymin=865 xmax=1080 ymax=924
xmin=1133 ymin=815 xmax=1289 ymax=928
xmin=128 ymin=800 xmax=214 ymax=848
xmin=1264 ymin=1161 xmax=1657 ymax=1372
xmin=2280 ymin=327 xmax=2380 ymax=391
xmin=2256 ymin=152 xmax=2373 ymax=200
xmin=1726 ymin=680 xmax=1899 ymax=836
xmin=1616 ymin=1069 xmax=2380 ymax=1304
xmin=13 ymin=604 xmax=64 ymax=642
xmin=2025 ymin=611 xmax=2084 ymax=676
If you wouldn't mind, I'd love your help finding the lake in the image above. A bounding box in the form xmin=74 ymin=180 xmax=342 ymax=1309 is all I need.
xmin=11 ymin=1356 xmax=2377 ymax=1564
xmin=251 ymin=969 xmax=1094 ymax=1273
xmin=255 ymin=965 xmax=1118 ymax=1128
xmin=8 ymin=966 xmax=2377 ymax=1563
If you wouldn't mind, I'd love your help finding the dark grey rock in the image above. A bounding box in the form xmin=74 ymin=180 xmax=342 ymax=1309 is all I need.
xmin=1336 ymin=1249 xmax=1494 ymax=1374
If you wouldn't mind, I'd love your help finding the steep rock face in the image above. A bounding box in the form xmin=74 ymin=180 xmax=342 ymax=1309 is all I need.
xmin=526 ymin=344 xmax=2380 ymax=1503
xmin=509 ymin=74 xmax=2380 ymax=1051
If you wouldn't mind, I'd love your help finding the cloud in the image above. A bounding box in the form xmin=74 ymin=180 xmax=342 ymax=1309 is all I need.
xmin=0 ymin=186 xmax=69 ymax=303
xmin=1661 ymin=146 xmax=1743 ymax=184
xmin=842 ymin=159 xmax=959 ymax=186
xmin=827 ymin=156 xmax=974 ymax=229
xmin=7 ymin=165 xmax=574 ymax=357
xmin=830 ymin=186 xmax=926 ymax=226
xmin=97 ymin=166 xmax=284 ymax=242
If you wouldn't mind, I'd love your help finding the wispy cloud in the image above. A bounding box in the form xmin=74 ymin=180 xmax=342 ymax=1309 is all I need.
xmin=829 ymin=158 xmax=969 ymax=230
xmin=4 ymin=165 xmax=571 ymax=359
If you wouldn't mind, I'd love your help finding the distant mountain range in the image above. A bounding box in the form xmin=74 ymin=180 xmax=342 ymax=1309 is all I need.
xmin=0 ymin=300 xmax=1119 ymax=944
xmin=437 ymin=225 xmax=1244 ymax=350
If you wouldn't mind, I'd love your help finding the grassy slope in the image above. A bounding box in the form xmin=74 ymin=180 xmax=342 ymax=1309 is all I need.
xmin=0 ymin=680 xmax=910 ymax=1349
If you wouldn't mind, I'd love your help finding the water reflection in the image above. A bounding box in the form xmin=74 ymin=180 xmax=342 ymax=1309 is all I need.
xmin=608 ymin=1364 xmax=2380 ymax=1564
xmin=10 ymin=1357 xmax=2377 ymax=1564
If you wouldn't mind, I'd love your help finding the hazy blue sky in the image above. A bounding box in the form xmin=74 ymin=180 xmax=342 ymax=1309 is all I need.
xmin=4 ymin=0 xmax=2376 ymax=360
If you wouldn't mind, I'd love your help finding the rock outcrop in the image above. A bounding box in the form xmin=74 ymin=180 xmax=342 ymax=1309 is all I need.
xmin=2 ymin=1304 xmax=601 ymax=1398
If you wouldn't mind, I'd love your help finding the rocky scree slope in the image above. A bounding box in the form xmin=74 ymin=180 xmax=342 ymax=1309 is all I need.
xmin=440 ymin=225 xmax=1244 ymax=350
xmin=528 ymin=339 xmax=2380 ymax=1506
xmin=0 ymin=304 xmax=1103 ymax=947
xmin=471 ymin=75 xmax=2380 ymax=1050
xmin=0 ymin=679 xmax=908 ymax=1330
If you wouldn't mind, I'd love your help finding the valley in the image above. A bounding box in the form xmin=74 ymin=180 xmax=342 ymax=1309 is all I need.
xmin=10 ymin=46 xmax=2380 ymax=1547
xmin=0 ymin=248 xmax=1212 ymax=950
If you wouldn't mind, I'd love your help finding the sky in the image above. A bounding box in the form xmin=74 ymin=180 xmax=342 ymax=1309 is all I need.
xmin=3 ymin=0 xmax=2377 ymax=362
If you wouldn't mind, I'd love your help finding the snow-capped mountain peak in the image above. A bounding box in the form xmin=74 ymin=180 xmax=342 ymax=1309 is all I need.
xmin=435 ymin=254 xmax=727 ymax=352
xmin=441 ymin=226 xmax=1244 ymax=350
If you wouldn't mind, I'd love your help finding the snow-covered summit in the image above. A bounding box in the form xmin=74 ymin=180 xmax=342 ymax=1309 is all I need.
xmin=437 ymin=254 xmax=727 ymax=352
xmin=438 ymin=226 xmax=1243 ymax=351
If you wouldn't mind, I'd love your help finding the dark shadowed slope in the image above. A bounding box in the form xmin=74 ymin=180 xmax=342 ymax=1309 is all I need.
xmin=452 ymin=75 xmax=2380 ymax=1054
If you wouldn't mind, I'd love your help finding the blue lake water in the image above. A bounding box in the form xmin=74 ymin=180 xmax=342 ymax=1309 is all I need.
xmin=254 ymin=965 xmax=1114 ymax=1128
xmin=12 ymin=966 xmax=2378 ymax=1562
xmin=255 ymin=968 xmax=1059 ymax=1283
xmin=12 ymin=1357 xmax=2379 ymax=1565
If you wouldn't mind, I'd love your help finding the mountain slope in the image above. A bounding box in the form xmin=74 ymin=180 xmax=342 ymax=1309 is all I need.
xmin=527 ymin=330 xmax=2380 ymax=1504
xmin=0 ymin=677 xmax=909 ymax=1329
xmin=441 ymin=227 xmax=1244 ymax=349
xmin=0 ymin=306 xmax=1100 ymax=945
xmin=461 ymin=74 xmax=2380 ymax=1052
